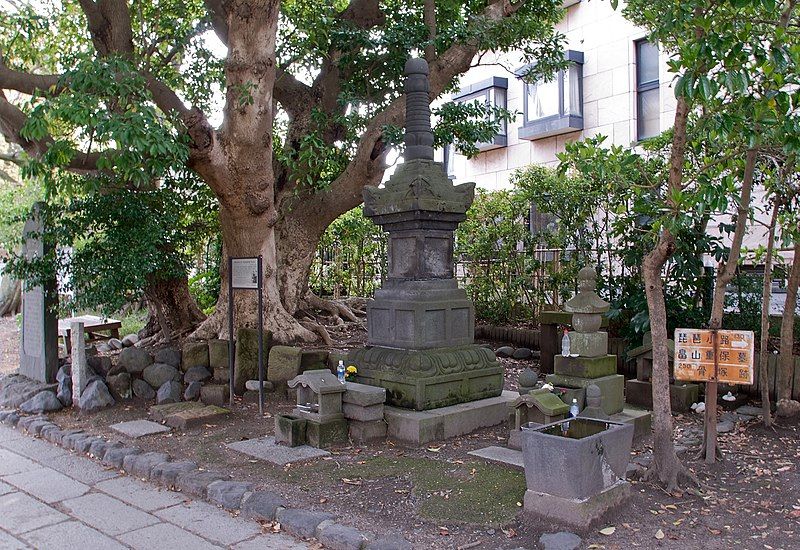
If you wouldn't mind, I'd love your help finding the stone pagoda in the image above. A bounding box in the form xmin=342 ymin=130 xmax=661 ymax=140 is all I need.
xmin=546 ymin=267 xmax=624 ymax=416
xmin=349 ymin=58 xmax=503 ymax=411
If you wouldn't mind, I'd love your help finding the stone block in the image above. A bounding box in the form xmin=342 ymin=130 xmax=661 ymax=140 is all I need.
xmin=364 ymin=534 xmax=413 ymax=550
xmin=274 ymin=414 xmax=307 ymax=447
xmin=608 ymin=408 xmax=652 ymax=443
xmin=241 ymin=491 xmax=287 ymax=521
xmin=102 ymin=446 xmax=141 ymax=469
xmin=546 ymin=374 xmax=625 ymax=416
xmin=554 ymin=354 xmax=616 ymax=379
xmin=208 ymin=339 xmax=230 ymax=370
xmin=275 ymin=508 xmax=334 ymax=539
xmin=567 ymin=332 xmax=608 ymax=358
xmin=201 ymin=384 xmax=229 ymax=406
xmin=149 ymin=401 xmax=201 ymax=422
xmin=214 ymin=367 xmax=230 ymax=384
xmin=348 ymin=420 xmax=387 ymax=442
xmin=144 ymin=363 xmax=179 ymax=389
xmin=316 ymin=520 xmax=367 ymax=550
xmin=164 ymin=404 xmax=230 ymax=429
xmin=154 ymin=347 xmax=181 ymax=368
xmin=342 ymin=402 xmax=384 ymax=422
xmin=342 ymin=382 xmax=386 ymax=407
xmin=467 ymin=446 xmax=524 ymax=471
xmin=227 ymin=436 xmax=330 ymax=466
xmin=306 ymin=418 xmax=348 ymax=449
xmin=110 ymin=419 xmax=171 ymax=439
xmin=207 ymin=480 xmax=254 ymax=510
xmin=123 ymin=452 xmax=171 ymax=478
xmin=184 ymin=366 xmax=212 ymax=384
xmin=118 ymin=348 xmax=153 ymax=375
xmin=132 ymin=378 xmax=155 ymax=400
xmin=524 ymin=481 xmax=630 ymax=529
xmin=624 ymin=379 xmax=699 ymax=413
xmin=235 ymin=328 xmax=272 ymax=395
xmin=300 ymin=349 xmax=329 ymax=372
xmin=182 ymin=342 xmax=209 ymax=371
xmin=267 ymin=345 xmax=302 ymax=390
xmin=175 ymin=470 xmax=227 ymax=498
xmin=156 ymin=381 xmax=181 ymax=405
xmin=151 ymin=460 xmax=197 ymax=486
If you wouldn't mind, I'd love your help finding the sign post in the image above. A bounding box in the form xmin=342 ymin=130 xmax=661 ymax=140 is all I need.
xmin=674 ymin=328 xmax=755 ymax=463
xmin=227 ymin=256 xmax=265 ymax=415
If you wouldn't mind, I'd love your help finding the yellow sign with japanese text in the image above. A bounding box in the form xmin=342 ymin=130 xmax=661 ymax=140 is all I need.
xmin=674 ymin=329 xmax=755 ymax=385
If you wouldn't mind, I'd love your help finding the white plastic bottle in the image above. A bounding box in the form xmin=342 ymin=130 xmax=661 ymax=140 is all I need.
xmin=569 ymin=398 xmax=579 ymax=418
xmin=561 ymin=329 xmax=571 ymax=357
xmin=337 ymin=360 xmax=346 ymax=384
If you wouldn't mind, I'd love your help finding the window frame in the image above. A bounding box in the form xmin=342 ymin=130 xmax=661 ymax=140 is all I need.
xmin=517 ymin=50 xmax=584 ymax=141
xmin=450 ymin=76 xmax=509 ymax=152
xmin=635 ymin=39 xmax=660 ymax=141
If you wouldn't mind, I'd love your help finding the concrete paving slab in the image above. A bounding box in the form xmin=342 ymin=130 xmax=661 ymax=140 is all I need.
xmin=232 ymin=534 xmax=312 ymax=550
xmin=20 ymin=520 xmax=127 ymax=550
xmin=0 ymin=492 xmax=68 ymax=535
xmin=61 ymin=493 xmax=160 ymax=536
xmin=3 ymin=467 xmax=90 ymax=503
xmin=0 ymin=449 xmax=40 ymax=476
xmin=0 ymin=480 xmax=13 ymax=495
xmin=118 ymin=522 xmax=224 ymax=550
xmin=0 ymin=435 xmax=69 ymax=460
xmin=154 ymin=500 xmax=261 ymax=546
xmin=0 ymin=529 xmax=29 ymax=549
xmin=467 ymin=446 xmax=524 ymax=470
xmin=0 ymin=425 xmax=26 ymax=442
xmin=36 ymin=453 xmax=119 ymax=484
xmin=95 ymin=476 xmax=184 ymax=512
xmin=227 ymin=436 xmax=329 ymax=466
xmin=110 ymin=419 xmax=171 ymax=439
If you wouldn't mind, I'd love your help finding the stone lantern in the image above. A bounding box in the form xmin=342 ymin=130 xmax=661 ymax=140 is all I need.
xmin=285 ymin=370 xmax=347 ymax=448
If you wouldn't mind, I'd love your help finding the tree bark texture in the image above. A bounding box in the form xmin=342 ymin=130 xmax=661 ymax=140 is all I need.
xmin=757 ymin=202 xmax=778 ymax=426
xmin=0 ymin=274 xmax=21 ymax=317
xmin=142 ymin=275 xmax=207 ymax=343
xmin=779 ymin=240 xmax=800 ymax=401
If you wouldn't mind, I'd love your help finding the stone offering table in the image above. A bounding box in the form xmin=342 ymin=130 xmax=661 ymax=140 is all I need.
xmin=285 ymin=370 xmax=347 ymax=448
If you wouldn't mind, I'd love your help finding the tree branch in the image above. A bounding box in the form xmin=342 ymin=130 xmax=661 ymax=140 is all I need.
xmin=203 ymin=0 xmax=228 ymax=45
xmin=0 ymin=58 xmax=63 ymax=96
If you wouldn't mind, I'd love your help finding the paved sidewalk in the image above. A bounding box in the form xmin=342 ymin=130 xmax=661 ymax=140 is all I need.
xmin=0 ymin=424 xmax=310 ymax=549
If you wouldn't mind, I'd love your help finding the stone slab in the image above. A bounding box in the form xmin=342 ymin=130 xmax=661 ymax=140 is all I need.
xmin=154 ymin=500 xmax=261 ymax=546
xmin=306 ymin=418 xmax=349 ymax=449
xmin=0 ymin=480 xmax=13 ymax=496
xmin=0 ymin=491 xmax=68 ymax=535
xmin=38 ymin=453 xmax=119 ymax=484
xmin=3 ymin=467 xmax=90 ymax=503
xmin=119 ymin=522 xmax=223 ymax=550
xmin=232 ymin=534 xmax=311 ymax=550
xmin=625 ymin=379 xmax=700 ymax=413
xmin=110 ymin=419 xmax=172 ymax=438
xmin=523 ymin=480 xmax=631 ymax=529
xmin=61 ymin=493 xmax=160 ymax=536
xmin=342 ymin=382 xmax=386 ymax=407
xmin=149 ymin=401 xmax=203 ymax=422
xmin=343 ymin=402 xmax=384 ymax=422
xmin=349 ymin=420 xmax=387 ymax=442
xmin=566 ymin=331 xmax=608 ymax=358
xmin=609 ymin=407 xmax=652 ymax=444
xmin=227 ymin=436 xmax=330 ymax=465
xmin=0 ymin=449 xmax=40 ymax=476
xmin=20 ymin=520 xmax=127 ymax=550
xmin=95 ymin=476 xmax=184 ymax=512
xmin=554 ymin=354 xmax=616 ymax=379
xmin=384 ymin=390 xmax=517 ymax=445
xmin=546 ymin=374 xmax=624 ymax=416
xmin=201 ymin=384 xmax=230 ymax=406
xmin=0 ymin=432 xmax=68 ymax=460
xmin=0 ymin=530 xmax=26 ymax=549
xmin=467 ymin=446 xmax=524 ymax=470
xmin=164 ymin=404 xmax=230 ymax=429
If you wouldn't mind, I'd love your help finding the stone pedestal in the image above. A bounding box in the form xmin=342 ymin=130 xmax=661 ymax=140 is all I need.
xmin=625 ymin=379 xmax=699 ymax=412
xmin=547 ymin=373 xmax=624 ymax=416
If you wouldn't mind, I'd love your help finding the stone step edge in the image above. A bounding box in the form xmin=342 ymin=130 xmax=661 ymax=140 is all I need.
xmin=0 ymin=408 xmax=410 ymax=550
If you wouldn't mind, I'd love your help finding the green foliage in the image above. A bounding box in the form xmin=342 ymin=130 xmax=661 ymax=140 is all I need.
xmin=189 ymin=236 xmax=222 ymax=315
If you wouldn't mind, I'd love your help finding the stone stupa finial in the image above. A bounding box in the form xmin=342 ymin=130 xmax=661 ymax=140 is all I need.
xmin=403 ymin=58 xmax=434 ymax=161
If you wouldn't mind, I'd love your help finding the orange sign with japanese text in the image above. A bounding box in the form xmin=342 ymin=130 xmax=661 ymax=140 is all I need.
xmin=674 ymin=329 xmax=755 ymax=385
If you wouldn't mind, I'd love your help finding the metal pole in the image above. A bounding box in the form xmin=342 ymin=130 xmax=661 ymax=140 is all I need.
xmin=257 ymin=255 xmax=264 ymax=416
xmin=228 ymin=256 xmax=235 ymax=406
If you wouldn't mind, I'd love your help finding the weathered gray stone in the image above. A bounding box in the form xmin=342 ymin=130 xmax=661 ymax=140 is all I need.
xmin=267 ymin=345 xmax=301 ymax=388
xmin=200 ymin=384 xmax=228 ymax=406
xmin=118 ymin=347 xmax=153 ymax=375
xmin=207 ymin=480 xmax=254 ymax=509
xmin=162 ymin=403 xmax=229 ymax=429
xmin=75 ymin=435 xmax=101 ymax=454
xmin=182 ymin=341 xmax=209 ymax=371
xmin=495 ymin=346 xmax=514 ymax=358
xmin=57 ymin=377 xmax=72 ymax=407
xmin=241 ymin=490 xmax=287 ymax=521
xmin=56 ymin=365 xmax=71 ymax=383
xmin=348 ymin=420 xmax=387 ymax=442
xmin=364 ymin=534 xmax=413 ymax=550
xmin=227 ymin=436 xmax=330 ymax=465
xmin=184 ymin=366 xmax=212 ymax=384
xmin=235 ymin=328 xmax=272 ymax=395
xmin=108 ymin=338 xmax=124 ymax=350
xmin=777 ymin=399 xmax=800 ymax=418
xmin=132 ymin=378 xmax=156 ymax=400
xmin=143 ymin=363 xmax=179 ymax=389
xmin=102 ymin=446 xmax=142 ymax=469
xmin=342 ymin=382 xmax=386 ymax=407
xmin=300 ymin=349 xmax=329 ymax=372
xmin=154 ymin=347 xmax=181 ymax=368
xmin=110 ymin=419 xmax=171 ymax=439
xmin=106 ymin=372 xmax=132 ymax=399
xmin=121 ymin=333 xmax=139 ymax=347
xmin=540 ymin=531 xmax=582 ymax=550
xmin=175 ymin=470 xmax=227 ymax=498
xmin=20 ymin=390 xmax=62 ymax=413
xmin=1 ymin=410 xmax=20 ymax=426
xmin=717 ymin=420 xmax=735 ymax=433
xmin=123 ymin=451 xmax=170 ymax=478
xmin=87 ymin=355 xmax=113 ymax=377
xmin=151 ymin=460 xmax=197 ymax=486
xmin=275 ymin=508 xmax=334 ymax=539
xmin=156 ymin=381 xmax=182 ymax=404
xmin=342 ymin=402 xmax=384 ymax=422
xmin=208 ymin=339 xmax=229 ymax=370
xmin=184 ymin=381 xmax=202 ymax=401
xmin=79 ymin=380 xmax=115 ymax=413
xmin=245 ymin=379 xmax=273 ymax=392
xmin=512 ymin=347 xmax=533 ymax=360
xmin=316 ymin=521 xmax=367 ymax=550
xmin=214 ymin=367 xmax=230 ymax=384
xmin=0 ymin=375 xmax=58 ymax=408
xmin=88 ymin=439 xmax=118 ymax=458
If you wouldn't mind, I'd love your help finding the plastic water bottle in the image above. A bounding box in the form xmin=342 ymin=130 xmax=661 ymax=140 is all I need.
xmin=569 ymin=398 xmax=579 ymax=418
xmin=337 ymin=360 xmax=346 ymax=384
xmin=561 ymin=329 xmax=571 ymax=357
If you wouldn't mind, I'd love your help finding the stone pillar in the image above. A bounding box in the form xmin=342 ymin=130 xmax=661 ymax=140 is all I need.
xmin=19 ymin=202 xmax=58 ymax=383
xmin=350 ymin=59 xmax=503 ymax=411
xmin=71 ymin=321 xmax=88 ymax=406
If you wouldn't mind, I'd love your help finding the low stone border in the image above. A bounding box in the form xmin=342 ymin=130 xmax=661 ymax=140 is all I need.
xmin=0 ymin=408 xmax=411 ymax=550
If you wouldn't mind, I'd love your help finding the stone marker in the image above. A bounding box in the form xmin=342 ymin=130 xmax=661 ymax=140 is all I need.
xmin=182 ymin=341 xmax=209 ymax=371
xmin=163 ymin=404 xmax=230 ymax=429
xmin=71 ymin=321 xmax=89 ymax=407
xmin=19 ymin=203 xmax=58 ymax=383
xmin=266 ymin=344 xmax=301 ymax=390
xmin=227 ymin=436 xmax=330 ymax=466
xmin=235 ymin=328 xmax=273 ymax=395
xmin=110 ymin=419 xmax=171 ymax=438
xmin=208 ymin=339 xmax=229 ymax=370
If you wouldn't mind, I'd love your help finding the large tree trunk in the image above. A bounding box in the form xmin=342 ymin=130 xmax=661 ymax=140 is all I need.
xmin=779 ymin=240 xmax=800 ymax=401
xmin=140 ymin=274 xmax=206 ymax=343
xmin=758 ymin=202 xmax=779 ymax=426
xmin=0 ymin=274 xmax=21 ymax=317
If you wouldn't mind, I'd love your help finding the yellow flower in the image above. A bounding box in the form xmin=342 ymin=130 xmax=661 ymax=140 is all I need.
xmin=346 ymin=366 xmax=357 ymax=373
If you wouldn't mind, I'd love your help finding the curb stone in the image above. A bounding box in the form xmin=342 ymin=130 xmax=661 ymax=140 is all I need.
xmin=0 ymin=411 xmax=412 ymax=550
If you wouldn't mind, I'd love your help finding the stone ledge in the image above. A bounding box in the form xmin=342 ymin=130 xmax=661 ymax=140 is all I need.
xmin=523 ymin=480 xmax=631 ymax=528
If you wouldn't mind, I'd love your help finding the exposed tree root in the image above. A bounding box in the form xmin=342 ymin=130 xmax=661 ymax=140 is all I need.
xmin=641 ymin=452 xmax=701 ymax=493
xmin=300 ymin=319 xmax=333 ymax=346
xmin=303 ymin=292 xmax=363 ymax=326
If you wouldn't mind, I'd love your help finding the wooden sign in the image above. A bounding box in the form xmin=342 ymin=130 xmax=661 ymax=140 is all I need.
xmin=674 ymin=329 xmax=755 ymax=385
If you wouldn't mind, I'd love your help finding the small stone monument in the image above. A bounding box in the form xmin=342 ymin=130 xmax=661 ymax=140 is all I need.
xmin=286 ymin=370 xmax=347 ymax=448
xmin=508 ymin=389 xmax=569 ymax=450
xmin=19 ymin=202 xmax=58 ymax=383
xmin=578 ymin=384 xmax=609 ymax=420
xmin=545 ymin=267 xmax=624 ymax=416
xmin=71 ymin=321 xmax=89 ymax=406
xmin=349 ymin=58 xmax=503 ymax=410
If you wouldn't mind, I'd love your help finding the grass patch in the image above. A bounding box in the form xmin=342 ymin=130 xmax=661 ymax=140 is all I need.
xmin=293 ymin=456 xmax=525 ymax=526
xmin=118 ymin=309 xmax=148 ymax=337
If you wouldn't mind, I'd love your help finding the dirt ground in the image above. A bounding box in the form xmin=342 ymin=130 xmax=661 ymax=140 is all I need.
xmin=3 ymin=320 xmax=800 ymax=549
xmin=0 ymin=316 xmax=19 ymax=374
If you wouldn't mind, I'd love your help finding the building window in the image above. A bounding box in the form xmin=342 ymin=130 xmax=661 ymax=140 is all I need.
xmin=636 ymin=40 xmax=660 ymax=140
xmin=517 ymin=50 xmax=584 ymax=141
xmin=451 ymin=76 xmax=508 ymax=151
xmin=443 ymin=143 xmax=455 ymax=178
